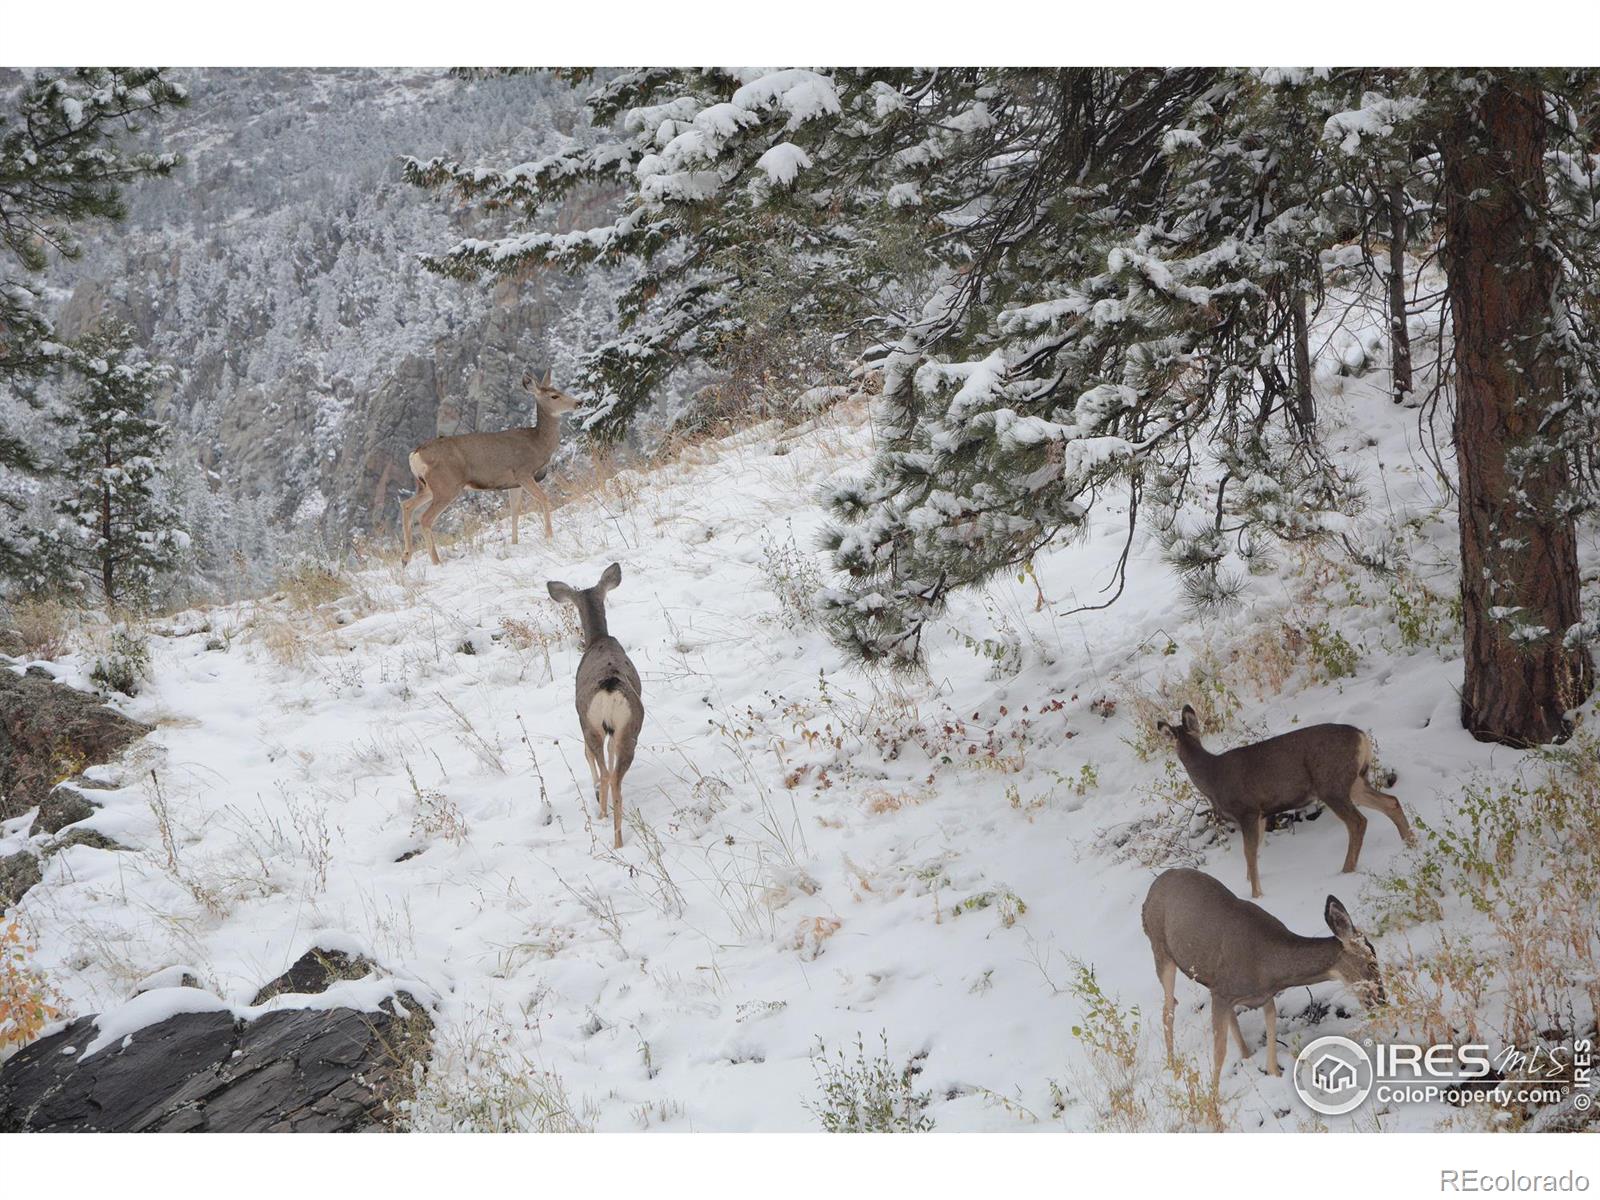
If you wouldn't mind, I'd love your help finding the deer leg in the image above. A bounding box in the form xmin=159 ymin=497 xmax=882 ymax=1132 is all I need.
xmin=509 ymin=486 xmax=521 ymax=546
xmin=1354 ymin=776 xmax=1416 ymax=847
xmin=1229 ymin=1008 xmax=1249 ymax=1058
xmin=1240 ymin=813 xmax=1265 ymax=898
xmin=399 ymin=482 xmax=430 ymax=565
xmin=1263 ymin=1001 xmax=1281 ymax=1076
xmin=582 ymin=725 xmax=606 ymax=817
xmin=610 ymin=730 xmax=635 ymax=851
xmin=610 ymin=773 xmax=623 ymax=850
xmin=417 ymin=483 xmax=463 ymax=567
xmin=1209 ymin=996 xmax=1230 ymax=1092
xmin=1326 ymin=793 xmax=1368 ymax=874
xmin=1157 ymin=955 xmax=1178 ymax=1065
xmin=520 ymin=477 xmax=554 ymax=540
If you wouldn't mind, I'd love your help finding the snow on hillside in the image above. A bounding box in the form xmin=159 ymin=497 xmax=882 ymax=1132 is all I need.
xmin=3 ymin=370 xmax=1594 ymax=1131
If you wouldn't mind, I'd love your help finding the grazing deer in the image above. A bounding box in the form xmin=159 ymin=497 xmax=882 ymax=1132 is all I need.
xmin=547 ymin=563 xmax=643 ymax=849
xmin=1141 ymin=867 xmax=1384 ymax=1092
xmin=400 ymin=369 xmax=580 ymax=566
xmin=1156 ymin=705 xmax=1415 ymax=897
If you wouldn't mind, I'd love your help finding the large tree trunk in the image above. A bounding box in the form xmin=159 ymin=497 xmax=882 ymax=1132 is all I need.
xmin=1386 ymin=179 xmax=1413 ymax=405
xmin=100 ymin=443 xmax=116 ymax=608
xmin=1291 ymin=289 xmax=1315 ymax=432
xmin=1442 ymin=74 xmax=1593 ymax=745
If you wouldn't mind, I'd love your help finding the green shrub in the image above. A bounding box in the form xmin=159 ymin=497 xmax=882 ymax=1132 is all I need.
xmin=807 ymin=1032 xmax=934 ymax=1132
xmin=91 ymin=626 xmax=150 ymax=696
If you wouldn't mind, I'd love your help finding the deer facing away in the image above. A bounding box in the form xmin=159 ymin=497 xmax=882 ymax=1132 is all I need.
xmin=400 ymin=369 xmax=580 ymax=566
xmin=1157 ymin=705 xmax=1415 ymax=898
xmin=1142 ymin=867 xmax=1384 ymax=1092
xmin=547 ymin=563 xmax=643 ymax=850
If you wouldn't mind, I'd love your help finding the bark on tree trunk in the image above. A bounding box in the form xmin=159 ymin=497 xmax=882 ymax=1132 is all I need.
xmin=100 ymin=441 xmax=116 ymax=608
xmin=1387 ymin=178 xmax=1413 ymax=405
xmin=1442 ymin=74 xmax=1594 ymax=745
xmin=1291 ymin=289 xmax=1315 ymax=432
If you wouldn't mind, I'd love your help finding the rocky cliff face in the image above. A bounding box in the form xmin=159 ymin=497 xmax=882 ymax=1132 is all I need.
xmin=0 ymin=949 xmax=432 ymax=1132
xmin=42 ymin=69 xmax=611 ymax=551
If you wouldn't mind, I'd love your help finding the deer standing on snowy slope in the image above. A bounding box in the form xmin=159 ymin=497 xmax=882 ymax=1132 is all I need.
xmin=1156 ymin=705 xmax=1416 ymax=898
xmin=547 ymin=563 xmax=644 ymax=850
xmin=400 ymin=369 xmax=580 ymax=566
xmin=1142 ymin=867 xmax=1385 ymax=1093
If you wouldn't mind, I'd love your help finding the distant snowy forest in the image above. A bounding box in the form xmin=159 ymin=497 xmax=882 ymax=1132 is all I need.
xmin=0 ymin=68 xmax=624 ymax=597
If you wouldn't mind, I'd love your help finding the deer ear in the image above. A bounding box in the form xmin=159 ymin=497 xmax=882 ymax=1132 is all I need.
xmin=1155 ymin=720 xmax=1174 ymax=738
xmin=547 ymin=580 xmax=575 ymax=604
xmin=521 ymin=370 xmax=535 ymax=391
xmin=598 ymin=562 xmax=622 ymax=592
xmin=1325 ymin=895 xmax=1357 ymax=941
xmin=541 ymin=368 xmax=554 ymax=388
xmin=1180 ymin=705 xmax=1200 ymax=734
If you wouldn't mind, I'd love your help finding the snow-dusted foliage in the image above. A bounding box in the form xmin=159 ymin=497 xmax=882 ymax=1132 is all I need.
xmin=48 ymin=322 xmax=187 ymax=608
xmin=412 ymin=70 xmax=1600 ymax=677
xmin=405 ymin=69 xmax=927 ymax=439
xmin=0 ymin=68 xmax=186 ymax=586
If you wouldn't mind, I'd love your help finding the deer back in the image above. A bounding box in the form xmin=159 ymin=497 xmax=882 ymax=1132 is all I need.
xmin=576 ymin=636 xmax=644 ymax=723
xmin=1179 ymin=723 xmax=1367 ymax=820
xmin=1142 ymin=868 xmax=1339 ymax=1004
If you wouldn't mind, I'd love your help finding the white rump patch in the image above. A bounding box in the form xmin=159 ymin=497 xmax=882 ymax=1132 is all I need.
xmin=587 ymin=688 xmax=633 ymax=737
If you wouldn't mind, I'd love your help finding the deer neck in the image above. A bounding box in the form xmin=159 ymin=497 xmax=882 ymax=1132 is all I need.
xmin=1265 ymin=933 xmax=1342 ymax=993
xmin=1174 ymin=735 xmax=1218 ymax=784
xmin=530 ymin=397 xmax=564 ymax=447
xmin=575 ymin=596 xmax=610 ymax=648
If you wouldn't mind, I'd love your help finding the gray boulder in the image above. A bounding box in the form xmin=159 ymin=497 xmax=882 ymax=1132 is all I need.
xmin=0 ymin=669 xmax=150 ymax=824
xmin=0 ymin=996 xmax=430 ymax=1132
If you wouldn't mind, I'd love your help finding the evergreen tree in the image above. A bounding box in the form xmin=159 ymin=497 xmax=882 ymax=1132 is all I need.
xmin=408 ymin=69 xmax=1600 ymax=742
xmin=51 ymin=322 xmax=187 ymax=609
xmin=0 ymin=67 xmax=186 ymax=583
xmin=1435 ymin=71 xmax=1596 ymax=743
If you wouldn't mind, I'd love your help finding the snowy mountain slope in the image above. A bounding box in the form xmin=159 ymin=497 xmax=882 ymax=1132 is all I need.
xmin=8 ymin=68 xmax=614 ymax=580
xmin=2 ymin=367 xmax=1595 ymax=1131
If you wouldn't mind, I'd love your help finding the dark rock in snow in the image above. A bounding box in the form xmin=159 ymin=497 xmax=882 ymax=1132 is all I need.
xmin=44 ymin=828 xmax=130 ymax=858
xmin=250 ymin=947 xmax=377 ymax=1006
xmin=0 ymin=993 xmax=431 ymax=1132
xmin=34 ymin=788 xmax=101 ymax=836
xmin=0 ymin=669 xmax=150 ymax=823
xmin=0 ymin=850 xmax=42 ymax=910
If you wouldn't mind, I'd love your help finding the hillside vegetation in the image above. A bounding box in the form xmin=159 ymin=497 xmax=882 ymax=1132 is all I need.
xmin=4 ymin=341 xmax=1595 ymax=1130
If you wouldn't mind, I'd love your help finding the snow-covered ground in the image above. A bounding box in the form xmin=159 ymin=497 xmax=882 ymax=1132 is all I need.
xmin=4 ymin=368 xmax=1595 ymax=1131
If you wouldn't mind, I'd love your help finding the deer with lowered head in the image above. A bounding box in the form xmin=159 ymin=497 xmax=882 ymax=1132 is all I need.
xmin=1156 ymin=704 xmax=1415 ymax=898
xmin=547 ymin=563 xmax=643 ymax=850
xmin=400 ymin=369 xmax=580 ymax=566
xmin=1142 ymin=867 xmax=1384 ymax=1092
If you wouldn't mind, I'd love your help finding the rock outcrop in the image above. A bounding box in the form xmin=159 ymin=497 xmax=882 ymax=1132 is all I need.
xmin=0 ymin=949 xmax=431 ymax=1132
xmin=0 ymin=850 xmax=42 ymax=909
xmin=0 ymin=668 xmax=150 ymax=824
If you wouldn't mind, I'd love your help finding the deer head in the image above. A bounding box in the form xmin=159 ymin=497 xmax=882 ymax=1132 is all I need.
xmin=522 ymin=367 xmax=581 ymax=415
xmin=1324 ymin=894 xmax=1385 ymax=1008
xmin=1155 ymin=703 xmax=1203 ymax=744
xmin=547 ymin=562 xmax=623 ymax=648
